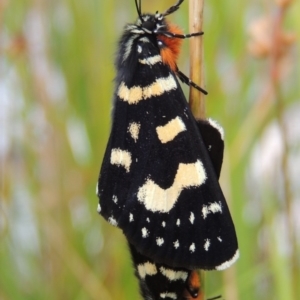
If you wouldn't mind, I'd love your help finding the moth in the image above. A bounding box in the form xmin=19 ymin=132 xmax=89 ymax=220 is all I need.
xmin=97 ymin=0 xmax=239 ymax=298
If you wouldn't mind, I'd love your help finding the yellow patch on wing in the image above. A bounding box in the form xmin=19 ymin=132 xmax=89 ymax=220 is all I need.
xmin=156 ymin=116 xmax=186 ymax=143
xmin=159 ymin=267 xmax=188 ymax=282
xmin=137 ymin=262 xmax=157 ymax=279
xmin=128 ymin=122 xmax=141 ymax=142
xmin=110 ymin=148 xmax=132 ymax=173
xmin=117 ymin=74 xmax=177 ymax=104
xmin=137 ymin=160 xmax=207 ymax=212
xmin=139 ymin=55 xmax=162 ymax=65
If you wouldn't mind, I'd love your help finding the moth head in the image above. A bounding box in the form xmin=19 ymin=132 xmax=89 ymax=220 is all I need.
xmin=135 ymin=13 xmax=166 ymax=34
xmin=133 ymin=0 xmax=184 ymax=72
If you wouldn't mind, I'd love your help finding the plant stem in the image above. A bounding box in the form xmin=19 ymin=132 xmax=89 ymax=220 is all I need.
xmin=189 ymin=1 xmax=206 ymax=299
xmin=189 ymin=0 xmax=206 ymax=120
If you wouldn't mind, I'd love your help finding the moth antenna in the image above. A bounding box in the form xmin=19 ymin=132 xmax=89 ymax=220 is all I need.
xmin=135 ymin=0 xmax=143 ymax=22
xmin=162 ymin=0 xmax=184 ymax=16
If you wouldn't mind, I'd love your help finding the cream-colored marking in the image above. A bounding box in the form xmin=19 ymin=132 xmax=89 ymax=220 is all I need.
xmin=204 ymin=239 xmax=210 ymax=251
xmin=159 ymin=267 xmax=188 ymax=282
xmin=189 ymin=212 xmax=195 ymax=224
xmin=173 ymin=240 xmax=180 ymax=249
xmin=118 ymin=74 xmax=177 ymax=105
xmin=142 ymin=227 xmax=149 ymax=238
xmin=139 ymin=55 xmax=162 ymax=65
xmin=137 ymin=262 xmax=157 ymax=279
xmin=108 ymin=217 xmax=117 ymax=227
xmin=156 ymin=237 xmax=164 ymax=246
xmin=176 ymin=219 xmax=180 ymax=226
xmin=210 ymin=202 xmax=222 ymax=213
xmin=129 ymin=213 xmax=134 ymax=222
xmin=189 ymin=243 xmax=196 ymax=253
xmin=131 ymin=29 xmax=145 ymax=34
xmin=202 ymin=206 xmax=209 ymax=219
xmin=110 ymin=148 xmax=132 ymax=173
xmin=162 ymin=221 xmax=166 ymax=227
xmin=202 ymin=202 xmax=222 ymax=219
xmin=160 ymin=292 xmax=177 ymax=299
xmin=208 ymin=118 xmax=224 ymax=140
xmin=97 ymin=203 xmax=101 ymax=213
xmin=215 ymin=250 xmax=240 ymax=270
xmin=95 ymin=183 xmax=98 ymax=195
xmin=146 ymin=217 xmax=150 ymax=223
xmin=112 ymin=195 xmax=118 ymax=203
xmin=156 ymin=116 xmax=186 ymax=144
xmin=123 ymin=34 xmax=138 ymax=62
xmin=128 ymin=122 xmax=140 ymax=142
xmin=118 ymin=83 xmax=143 ymax=104
xmin=137 ymin=160 xmax=207 ymax=213
xmin=217 ymin=236 xmax=222 ymax=242
xmin=139 ymin=37 xmax=150 ymax=43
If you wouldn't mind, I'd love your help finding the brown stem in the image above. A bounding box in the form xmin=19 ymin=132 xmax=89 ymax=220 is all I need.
xmin=188 ymin=1 xmax=206 ymax=299
xmin=189 ymin=0 xmax=206 ymax=120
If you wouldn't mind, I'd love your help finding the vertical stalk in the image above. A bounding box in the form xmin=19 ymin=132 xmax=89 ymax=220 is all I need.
xmin=189 ymin=0 xmax=206 ymax=120
xmin=189 ymin=1 xmax=206 ymax=299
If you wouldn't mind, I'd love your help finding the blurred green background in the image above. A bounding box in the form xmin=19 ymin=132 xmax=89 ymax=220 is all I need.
xmin=1 ymin=0 xmax=299 ymax=299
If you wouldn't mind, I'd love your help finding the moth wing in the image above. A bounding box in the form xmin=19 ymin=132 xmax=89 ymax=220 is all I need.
xmin=97 ymin=38 xmax=238 ymax=270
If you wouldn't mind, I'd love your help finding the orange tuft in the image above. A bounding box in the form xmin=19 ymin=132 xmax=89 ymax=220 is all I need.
xmin=182 ymin=270 xmax=201 ymax=299
xmin=158 ymin=22 xmax=183 ymax=72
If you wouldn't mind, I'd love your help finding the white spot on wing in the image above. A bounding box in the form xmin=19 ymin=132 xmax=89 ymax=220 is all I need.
xmin=156 ymin=116 xmax=186 ymax=144
xmin=217 ymin=236 xmax=222 ymax=242
xmin=160 ymin=292 xmax=177 ymax=299
xmin=129 ymin=213 xmax=134 ymax=222
xmin=137 ymin=262 xmax=157 ymax=279
xmin=204 ymin=239 xmax=210 ymax=251
xmin=159 ymin=267 xmax=188 ymax=281
xmin=110 ymin=148 xmax=132 ymax=172
xmin=162 ymin=221 xmax=166 ymax=227
xmin=202 ymin=202 xmax=222 ymax=219
xmin=189 ymin=243 xmax=196 ymax=253
xmin=112 ymin=195 xmax=118 ymax=203
xmin=137 ymin=160 xmax=206 ymax=213
xmin=142 ymin=227 xmax=149 ymax=238
xmin=189 ymin=212 xmax=195 ymax=224
xmin=97 ymin=203 xmax=101 ymax=213
xmin=208 ymin=118 xmax=224 ymax=140
xmin=215 ymin=249 xmax=239 ymax=270
xmin=156 ymin=237 xmax=164 ymax=246
xmin=108 ymin=216 xmax=117 ymax=227
xmin=176 ymin=219 xmax=180 ymax=226
xmin=173 ymin=240 xmax=180 ymax=249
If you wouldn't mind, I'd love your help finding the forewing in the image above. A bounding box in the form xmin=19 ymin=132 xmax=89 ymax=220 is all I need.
xmin=97 ymin=36 xmax=238 ymax=270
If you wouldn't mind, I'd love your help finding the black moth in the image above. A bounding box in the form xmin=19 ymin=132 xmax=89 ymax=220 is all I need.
xmin=97 ymin=0 xmax=238 ymax=273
